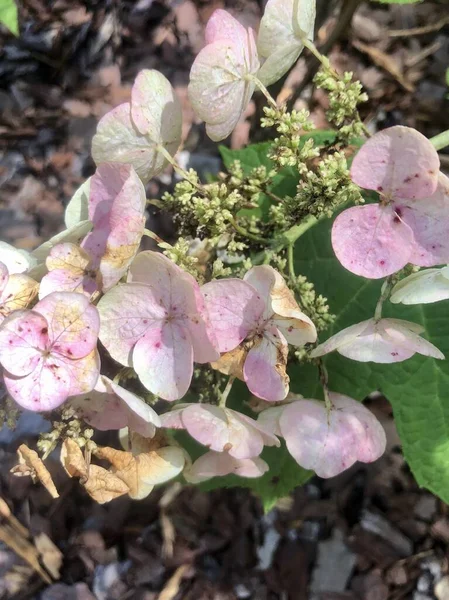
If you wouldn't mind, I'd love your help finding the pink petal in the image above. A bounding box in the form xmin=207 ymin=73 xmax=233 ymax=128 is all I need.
xmin=4 ymin=349 xmax=99 ymax=412
xmin=58 ymin=349 xmax=100 ymax=397
xmin=310 ymin=319 xmax=373 ymax=358
xmin=98 ymin=283 xmax=166 ymax=366
xmin=188 ymin=29 xmax=258 ymax=141
xmin=159 ymin=407 xmax=186 ymax=429
xmin=182 ymin=282 xmax=219 ymax=363
xmin=91 ymin=103 xmax=168 ymax=184
xmin=279 ymin=395 xmax=386 ymax=478
xmin=129 ymin=252 xmax=219 ymax=363
xmin=380 ymin=319 xmax=444 ymax=361
xmin=0 ymin=274 xmax=39 ymax=323
xmin=130 ymin=70 xmax=182 ymax=148
xmin=205 ymin=9 xmax=247 ymax=45
xmin=181 ymin=404 xmax=266 ymax=459
xmin=257 ymin=406 xmax=284 ymax=436
xmin=181 ymin=404 xmax=232 ymax=454
xmin=0 ymin=243 xmax=35 ymax=275
xmin=244 ymin=266 xmax=317 ymax=346
xmin=331 ymin=204 xmax=415 ymax=278
xmin=184 ymin=451 xmax=268 ymax=483
xmin=40 ymin=243 xmax=97 ymax=299
xmin=0 ymin=262 xmax=8 ymax=296
xmin=257 ymin=0 xmax=316 ymax=87
xmin=336 ymin=320 xmax=416 ymax=363
xmin=128 ymin=251 xmax=198 ymax=312
xmin=0 ymin=310 xmax=48 ymax=376
xmin=39 ymin=269 xmax=96 ymax=300
xmin=233 ymin=410 xmax=280 ymax=448
xmin=73 ymin=376 xmax=160 ymax=437
xmin=350 ymin=126 xmax=440 ymax=199
xmin=3 ymin=356 xmax=70 ymax=411
xmin=243 ymin=326 xmax=289 ymax=402
xmin=132 ymin=321 xmax=194 ymax=401
xmin=201 ymin=279 xmax=264 ymax=352
xmin=82 ymin=163 xmax=146 ymax=290
xmin=35 ymin=292 xmax=100 ymax=359
xmin=399 ymin=174 xmax=449 ymax=267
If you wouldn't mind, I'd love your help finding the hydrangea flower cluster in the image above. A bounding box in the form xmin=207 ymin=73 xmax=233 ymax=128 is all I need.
xmin=1 ymin=0 xmax=447 ymax=505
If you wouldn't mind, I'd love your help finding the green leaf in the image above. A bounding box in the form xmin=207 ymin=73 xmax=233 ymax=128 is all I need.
xmin=198 ymin=134 xmax=449 ymax=509
xmin=0 ymin=0 xmax=19 ymax=36
xmin=290 ymin=214 xmax=449 ymax=504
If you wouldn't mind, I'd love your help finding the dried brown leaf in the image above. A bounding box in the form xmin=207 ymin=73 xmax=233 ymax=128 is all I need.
xmin=11 ymin=445 xmax=59 ymax=499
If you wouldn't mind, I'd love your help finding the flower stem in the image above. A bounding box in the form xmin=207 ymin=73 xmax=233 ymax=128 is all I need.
xmin=229 ymin=217 xmax=270 ymax=245
xmin=143 ymin=228 xmax=169 ymax=246
xmin=220 ymin=376 xmax=236 ymax=408
xmin=156 ymin=144 xmax=201 ymax=189
xmin=430 ymin=129 xmax=449 ymax=151
xmin=317 ymin=359 xmax=332 ymax=413
xmin=374 ymin=276 xmax=393 ymax=321
xmin=252 ymin=77 xmax=278 ymax=109
xmin=287 ymin=244 xmax=296 ymax=281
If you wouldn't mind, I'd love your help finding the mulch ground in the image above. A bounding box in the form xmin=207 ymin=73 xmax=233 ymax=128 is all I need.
xmin=1 ymin=1 xmax=449 ymax=598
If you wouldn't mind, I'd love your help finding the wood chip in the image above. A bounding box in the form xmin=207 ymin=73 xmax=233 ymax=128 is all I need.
xmin=353 ymin=40 xmax=415 ymax=92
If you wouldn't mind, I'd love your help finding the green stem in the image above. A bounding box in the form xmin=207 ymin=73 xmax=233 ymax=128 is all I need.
xmin=318 ymin=359 xmax=332 ymax=413
xmin=143 ymin=228 xmax=169 ymax=246
xmin=219 ymin=376 xmax=235 ymax=408
xmin=252 ymin=76 xmax=278 ymax=109
xmin=287 ymin=244 xmax=296 ymax=281
xmin=156 ymin=144 xmax=200 ymax=189
xmin=374 ymin=277 xmax=393 ymax=321
xmin=229 ymin=217 xmax=270 ymax=245
xmin=147 ymin=198 xmax=164 ymax=208
xmin=253 ymin=215 xmax=319 ymax=265
xmin=302 ymin=37 xmax=332 ymax=70
xmin=430 ymin=129 xmax=449 ymax=151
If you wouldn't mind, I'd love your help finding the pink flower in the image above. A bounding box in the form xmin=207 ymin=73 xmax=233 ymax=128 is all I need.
xmin=184 ymin=450 xmax=268 ymax=483
xmin=0 ymin=261 xmax=38 ymax=325
xmin=71 ymin=375 xmax=161 ymax=438
xmin=98 ymin=252 xmax=219 ymax=401
xmin=92 ymin=70 xmax=182 ymax=184
xmin=310 ymin=318 xmax=444 ymax=363
xmin=203 ymin=266 xmax=317 ymax=401
xmin=332 ymin=126 xmax=447 ymax=279
xmin=259 ymin=393 xmax=386 ymax=478
xmin=0 ymin=292 xmax=100 ymax=411
xmin=160 ymin=403 xmax=279 ymax=459
xmin=188 ymin=9 xmax=260 ymax=141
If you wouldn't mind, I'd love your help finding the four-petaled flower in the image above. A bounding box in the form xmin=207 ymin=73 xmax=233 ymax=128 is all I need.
xmin=161 ymin=402 xmax=279 ymax=459
xmin=203 ymin=265 xmax=317 ymax=401
xmin=184 ymin=450 xmax=268 ymax=483
xmin=332 ymin=126 xmax=449 ymax=279
xmin=310 ymin=318 xmax=444 ymax=363
xmin=98 ymin=251 xmax=219 ymax=401
xmin=259 ymin=393 xmax=386 ymax=478
xmin=0 ymin=292 xmax=100 ymax=411
xmin=71 ymin=375 xmax=161 ymax=438
xmin=188 ymin=9 xmax=260 ymax=141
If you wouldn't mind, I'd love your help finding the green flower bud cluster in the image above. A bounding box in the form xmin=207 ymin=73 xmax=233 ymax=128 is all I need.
xmin=261 ymin=106 xmax=319 ymax=168
xmin=270 ymin=151 xmax=363 ymax=226
xmin=314 ymin=67 xmax=368 ymax=142
xmin=162 ymin=174 xmax=244 ymax=240
xmin=38 ymin=407 xmax=95 ymax=459
xmin=161 ymin=238 xmax=202 ymax=279
xmin=226 ymin=161 xmax=277 ymax=205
